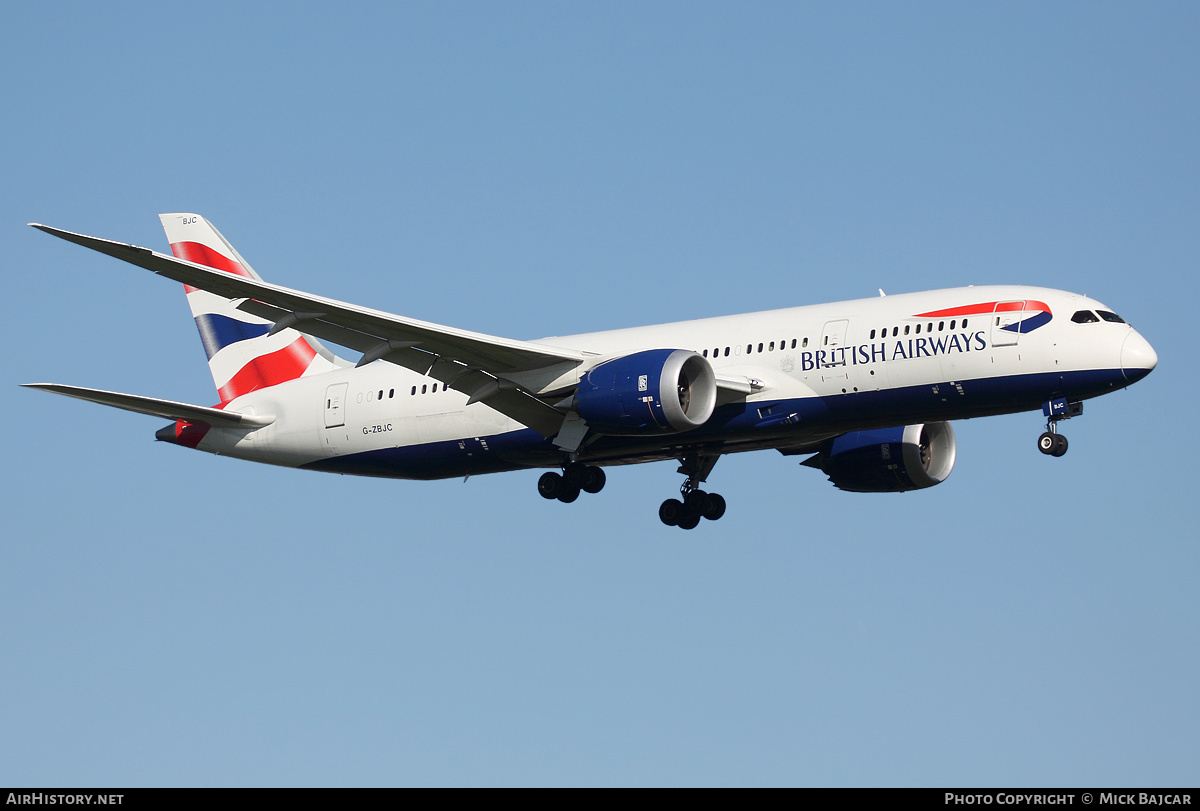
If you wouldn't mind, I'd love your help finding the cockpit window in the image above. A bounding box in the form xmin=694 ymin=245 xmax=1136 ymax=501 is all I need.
xmin=1097 ymin=310 xmax=1125 ymax=323
xmin=1071 ymin=310 xmax=1100 ymax=324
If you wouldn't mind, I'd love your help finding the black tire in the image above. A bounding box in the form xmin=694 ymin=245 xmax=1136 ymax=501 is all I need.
xmin=538 ymin=471 xmax=562 ymax=499
xmin=659 ymin=498 xmax=684 ymax=526
xmin=684 ymin=490 xmax=710 ymax=514
xmin=564 ymin=462 xmax=589 ymax=488
xmin=1038 ymin=432 xmax=1056 ymax=455
xmin=557 ymin=483 xmax=581 ymax=503
xmin=677 ymin=511 xmax=701 ymax=530
xmin=1051 ymin=434 xmax=1069 ymax=457
xmin=582 ymin=466 xmax=606 ymax=494
xmin=702 ymin=493 xmax=726 ymax=521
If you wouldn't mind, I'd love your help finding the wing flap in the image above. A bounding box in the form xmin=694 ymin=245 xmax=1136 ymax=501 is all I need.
xmin=236 ymin=299 xmax=568 ymax=435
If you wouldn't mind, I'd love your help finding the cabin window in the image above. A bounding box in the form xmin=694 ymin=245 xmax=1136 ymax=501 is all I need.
xmin=962 ymin=319 xmax=968 ymax=329
xmin=802 ymin=337 xmax=808 ymax=348
xmin=892 ymin=327 xmax=899 ymax=337
xmin=870 ymin=329 xmax=876 ymax=339
xmin=1072 ymin=310 xmax=1100 ymax=324
xmin=769 ymin=341 xmax=775 ymax=351
xmin=411 ymin=386 xmax=416 ymax=396
xmin=950 ymin=319 xmax=956 ymax=330
xmin=422 ymin=384 xmax=427 ymax=394
xmin=757 ymin=343 xmax=763 ymax=353
xmin=724 ymin=347 xmax=730 ymax=357
xmin=904 ymin=325 xmax=910 ymax=335
xmin=389 ymin=389 xmax=394 ymax=398
xmin=792 ymin=339 xmax=798 ymax=349
xmin=927 ymin=322 xmax=933 ymax=332
xmin=1098 ymin=310 xmax=1125 ymax=323
xmin=915 ymin=323 xmax=921 ymax=334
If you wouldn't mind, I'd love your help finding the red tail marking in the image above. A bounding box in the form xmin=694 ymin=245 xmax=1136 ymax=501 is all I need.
xmin=170 ymin=241 xmax=251 ymax=293
xmin=173 ymin=420 xmax=211 ymax=449
xmin=217 ymin=337 xmax=317 ymax=404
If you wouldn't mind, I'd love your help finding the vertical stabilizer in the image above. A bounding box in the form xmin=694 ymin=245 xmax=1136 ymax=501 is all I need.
xmin=159 ymin=213 xmax=347 ymax=404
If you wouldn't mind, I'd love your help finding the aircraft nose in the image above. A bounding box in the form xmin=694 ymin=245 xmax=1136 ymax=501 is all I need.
xmin=1121 ymin=330 xmax=1158 ymax=383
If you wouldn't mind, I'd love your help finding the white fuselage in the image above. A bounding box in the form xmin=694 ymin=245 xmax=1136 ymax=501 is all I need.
xmin=189 ymin=285 xmax=1155 ymax=480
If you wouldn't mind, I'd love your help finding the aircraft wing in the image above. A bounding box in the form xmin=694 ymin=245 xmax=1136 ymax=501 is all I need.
xmin=22 ymin=383 xmax=274 ymax=428
xmin=31 ymin=224 xmax=586 ymax=436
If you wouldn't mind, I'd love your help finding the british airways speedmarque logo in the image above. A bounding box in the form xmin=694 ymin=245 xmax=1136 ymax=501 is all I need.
xmin=915 ymin=299 xmax=1053 ymax=334
xmin=797 ymin=299 xmax=1053 ymax=372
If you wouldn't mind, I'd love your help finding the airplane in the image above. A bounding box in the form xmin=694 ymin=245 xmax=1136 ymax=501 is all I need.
xmin=25 ymin=214 xmax=1157 ymax=529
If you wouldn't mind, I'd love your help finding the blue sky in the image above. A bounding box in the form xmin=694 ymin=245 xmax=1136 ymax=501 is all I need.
xmin=2 ymin=2 xmax=1197 ymax=786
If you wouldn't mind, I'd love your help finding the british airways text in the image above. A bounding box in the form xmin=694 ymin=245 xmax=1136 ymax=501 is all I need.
xmin=801 ymin=331 xmax=988 ymax=371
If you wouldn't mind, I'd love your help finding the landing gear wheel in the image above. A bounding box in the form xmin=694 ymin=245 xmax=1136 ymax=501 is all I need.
xmin=1038 ymin=432 xmax=1057 ymax=455
xmin=543 ymin=464 xmax=604 ymax=503
xmin=659 ymin=498 xmax=684 ymax=526
xmin=702 ymin=493 xmax=726 ymax=521
xmin=684 ymin=490 xmax=710 ymax=514
xmin=677 ymin=511 xmax=701 ymax=530
xmin=1051 ymin=434 xmax=1068 ymax=457
xmin=563 ymin=462 xmax=589 ymax=488
xmin=538 ymin=472 xmax=563 ymax=499
xmin=581 ymin=466 xmax=606 ymax=494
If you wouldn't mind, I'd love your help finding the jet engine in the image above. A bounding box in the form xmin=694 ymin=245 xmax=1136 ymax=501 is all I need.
xmin=573 ymin=349 xmax=717 ymax=435
xmin=803 ymin=422 xmax=956 ymax=492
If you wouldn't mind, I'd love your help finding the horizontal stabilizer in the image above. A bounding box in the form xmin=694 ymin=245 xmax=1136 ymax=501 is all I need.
xmin=22 ymin=383 xmax=274 ymax=428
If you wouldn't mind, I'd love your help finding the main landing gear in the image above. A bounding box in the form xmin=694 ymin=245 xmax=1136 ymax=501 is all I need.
xmin=538 ymin=462 xmax=606 ymax=503
xmin=1037 ymin=398 xmax=1083 ymax=457
xmin=659 ymin=453 xmax=726 ymax=530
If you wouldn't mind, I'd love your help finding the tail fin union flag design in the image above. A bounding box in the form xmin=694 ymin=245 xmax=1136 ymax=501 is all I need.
xmin=164 ymin=216 xmax=335 ymax=406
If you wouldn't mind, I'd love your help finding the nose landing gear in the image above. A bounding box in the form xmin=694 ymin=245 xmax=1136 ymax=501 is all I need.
xmin=659 ymin=452 xmax=726 ymax=530
xmin=1037 ymin=398 xmax=1082 ymax=457
xmin=1037 ymin=429 xmax=1069 ymax=457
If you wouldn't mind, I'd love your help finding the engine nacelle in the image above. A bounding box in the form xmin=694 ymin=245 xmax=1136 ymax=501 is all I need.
xmin=574 ymin=349 xmax=717 ymax=435
xmin=805 ymin=422 xmax=956 ymax=492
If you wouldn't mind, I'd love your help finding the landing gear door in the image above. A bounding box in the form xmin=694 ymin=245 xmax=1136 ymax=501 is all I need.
xmin=324 ymin=382 xmax=348 ymax=428
xmin=990 ymin=301 xmax=1025 ymax=348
